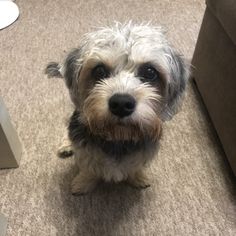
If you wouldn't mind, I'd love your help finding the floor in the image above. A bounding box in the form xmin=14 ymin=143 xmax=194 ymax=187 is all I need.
xmin=0 ymin=0 xmax=235 ymax=235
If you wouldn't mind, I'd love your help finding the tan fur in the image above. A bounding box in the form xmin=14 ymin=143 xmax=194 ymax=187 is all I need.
xmin=81 ymin=117 xmax=162 ymax=142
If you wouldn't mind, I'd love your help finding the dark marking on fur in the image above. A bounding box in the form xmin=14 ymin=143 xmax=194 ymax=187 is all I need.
xmin=68 ymin=110 xmax=157 ymax=160
xmin=168 ymin=55 xmax=187 ymax=102
xmin=68 ymin=110 xmax=88 ymax=145
xmin=64 ymin=48 xmax=82 ymax=88
xmin=97 ymin=139 xmax=152 ymax=157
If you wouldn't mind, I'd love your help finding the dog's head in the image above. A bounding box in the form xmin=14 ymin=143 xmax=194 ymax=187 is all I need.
xmin=46 ymin=22 xmax=189 ymax=142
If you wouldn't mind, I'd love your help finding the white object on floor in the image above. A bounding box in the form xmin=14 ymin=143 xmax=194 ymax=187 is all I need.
xmin=0 ymin=213 xmax=7 ymax=236
xmin=0 ymin=0 xmax=19 ymax=30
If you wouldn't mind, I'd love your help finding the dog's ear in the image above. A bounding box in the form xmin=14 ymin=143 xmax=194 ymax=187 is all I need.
xmin=45 ymin=48 xmax=82 ymax=89
xmin=61 ymin=48 xmax=82 ymax=89
xmin=161 ymin=48 xmax=189 ymax=120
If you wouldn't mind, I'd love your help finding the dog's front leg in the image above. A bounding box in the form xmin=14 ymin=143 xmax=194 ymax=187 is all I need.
xmin=71 ymin=171 xmax=98 ymax=195
xmin=127 ymin=169 xmax=150 ymax=189
xmin=57 ymin=136 xmax=74 ymax=158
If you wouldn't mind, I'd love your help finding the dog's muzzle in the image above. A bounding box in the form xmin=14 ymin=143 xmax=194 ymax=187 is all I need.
xmin=108 ymin=93 xmax=136 ymax=118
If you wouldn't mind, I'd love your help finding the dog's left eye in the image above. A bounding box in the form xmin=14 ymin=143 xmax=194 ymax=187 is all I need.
xmin=92 ymin=65 xmax=110 ymax=80
xmin=138 ymin=64 xmax=159 ymax=81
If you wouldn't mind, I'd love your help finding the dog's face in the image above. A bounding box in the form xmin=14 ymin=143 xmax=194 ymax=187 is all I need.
xmin=55 ymin=23 xmax=189 ymax=142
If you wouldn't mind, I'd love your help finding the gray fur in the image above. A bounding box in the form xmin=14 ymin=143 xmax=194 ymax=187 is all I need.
xmin=63 ymin=48 xmax=82 ymax=89
xmin=162 ymin=49 xmax=189 ymax=120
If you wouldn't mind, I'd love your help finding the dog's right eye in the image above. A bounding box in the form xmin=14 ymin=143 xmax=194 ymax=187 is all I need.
xmin=92 ymin=65 xmax=110 ymax=80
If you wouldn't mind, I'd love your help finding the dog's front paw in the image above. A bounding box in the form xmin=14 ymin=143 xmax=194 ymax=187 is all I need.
xmin=127 ymin=171 xmax=151 ymax=189
xmin=71 ymin=173 xmax=98 ymax=195
xmin=57 ymin=145 xmax=74 ymax=158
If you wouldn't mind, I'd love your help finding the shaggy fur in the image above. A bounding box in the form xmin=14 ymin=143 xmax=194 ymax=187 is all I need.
xmin=46 ymin=22 xmax=189 ymax=195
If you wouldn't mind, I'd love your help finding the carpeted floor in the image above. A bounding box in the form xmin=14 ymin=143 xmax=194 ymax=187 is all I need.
xmin=0 ymin=0 xmax=236 ymax=235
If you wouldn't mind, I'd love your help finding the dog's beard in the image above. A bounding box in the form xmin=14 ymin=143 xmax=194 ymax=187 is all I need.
xmin=80 ymin=113 xmax=162 ymax=142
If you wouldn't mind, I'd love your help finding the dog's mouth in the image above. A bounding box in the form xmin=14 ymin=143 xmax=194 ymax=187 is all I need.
xmin=86 ymin=117 xmax=162 ymax=143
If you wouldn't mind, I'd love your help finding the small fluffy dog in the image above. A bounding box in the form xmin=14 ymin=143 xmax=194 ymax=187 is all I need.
xmin=46 ymin=22 xmax=189 ymax=195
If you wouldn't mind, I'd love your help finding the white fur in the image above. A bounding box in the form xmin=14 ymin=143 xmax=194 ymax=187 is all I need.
xmin=77 ymin=22 xmax=174 ymax=81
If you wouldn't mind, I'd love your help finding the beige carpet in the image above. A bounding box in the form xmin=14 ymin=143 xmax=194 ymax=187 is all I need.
xmin=0 ymin=0 xmax=236 ymax=235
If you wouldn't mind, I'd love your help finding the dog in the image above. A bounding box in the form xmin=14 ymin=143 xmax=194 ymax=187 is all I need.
xmin=45 ymin=22 xmax=189 ymax=195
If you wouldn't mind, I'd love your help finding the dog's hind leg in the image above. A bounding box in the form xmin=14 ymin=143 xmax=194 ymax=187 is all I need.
xmin=71 ymin=171 xmax=98 ymax=195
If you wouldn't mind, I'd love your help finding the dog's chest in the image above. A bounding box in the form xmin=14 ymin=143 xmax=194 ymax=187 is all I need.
xmin=75 ymin=144 xmax=158 ymax=182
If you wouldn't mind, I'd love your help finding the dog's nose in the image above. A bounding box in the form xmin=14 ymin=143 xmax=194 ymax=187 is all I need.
xmin=109 ymin=94 xmax=136 ymax=118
